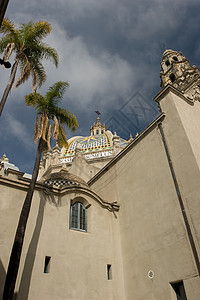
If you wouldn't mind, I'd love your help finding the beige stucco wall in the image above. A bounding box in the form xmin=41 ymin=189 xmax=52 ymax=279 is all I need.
xmin=90 ymin=91 xmax=200 ymax=299
xmin=159 ymin=90 xmax=200 ymax=256
xmin=0 ymin=175 xmax=125 ymax=300
xmin=1 ymin=88 xmax=200 ymax=300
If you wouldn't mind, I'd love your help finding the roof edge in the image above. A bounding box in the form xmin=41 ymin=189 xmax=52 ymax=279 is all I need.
xmin=153 ymin=84 xmax=194 ymax=105
xmin=88 ymin=113 xmax=165 ymax=186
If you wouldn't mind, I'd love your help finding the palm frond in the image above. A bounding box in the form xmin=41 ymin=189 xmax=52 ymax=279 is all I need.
xmin=38 ymin=114 xmax=44 ymax=139
xmin=47 ymin=122 xmax=52 ymax=150
xmin=2 ymin=43 xmax=14 ymax=61
xmin=30 ymin=59 xmax=47 ymax=87
xmin=32 ymin=72 xmax=38 ymax=93
xmin=55 ymin=108 xmax=78 ymax=132
xmin=53 ymin=116 xmax=59 ymax=139
xmin=25 ymin=92 xmax=45 ymax=107
xmin=42 ymin=114 xmax=48 ymax=141
xmin=0 ymin=18 xmax=17 ymax=36
xmin=45 ymin=81 xmax=69 ymax=107
xmin=0 ymin=37 xmax=12 ymax=53
xmin=15 ymin=60 xmax=31 ymax=88
xmin=18 ymin=22 xmax=33 ymax=45
xmin=31 ymin=21 xmax=52 ymax=43
xmin=0 ymin=19 xmax=20 ymax=49
xmin=37 ymin=43 xmax=59 ymax=67
xmin=34 ymin=115 xmax=39 ymax=143
xmin=57 ymin=123 xmax=68 ymax=148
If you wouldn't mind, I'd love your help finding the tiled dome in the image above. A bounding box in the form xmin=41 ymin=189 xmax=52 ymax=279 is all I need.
xmin=63 ymin=131 xmax=128 ymax=157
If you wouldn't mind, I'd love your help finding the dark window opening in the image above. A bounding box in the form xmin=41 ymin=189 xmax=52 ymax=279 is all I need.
xmin=44 ymin=256 xmax=51 ymax=273
xmin=107 ymin=264 xmax=112 ymax=280
xmin=101 ymin=130 xmax=104 ymax=134
xmin=70 ymin=202 xmax=87 ymax=232
xmin=165 ymin=60 xmax=170 ymax=66
xmin=173 ymin=56 xmax=178 ymax=61
xmin=96 ymin=130 xmax=99 ymax=135
xmin=170 ymin=73 xmax=176 ymax=83
xmin=171 ymin=281 xmax=187 ymax=300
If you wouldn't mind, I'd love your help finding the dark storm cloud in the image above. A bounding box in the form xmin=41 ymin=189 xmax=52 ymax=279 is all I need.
xmin=0 ymin=0 xmax=200 ymax=172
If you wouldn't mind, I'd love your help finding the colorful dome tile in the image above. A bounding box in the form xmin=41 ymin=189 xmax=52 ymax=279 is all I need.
xmin=64 ymin=132 xmax=113 ymax=157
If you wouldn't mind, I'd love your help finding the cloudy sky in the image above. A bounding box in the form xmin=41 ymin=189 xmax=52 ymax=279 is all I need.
xmin=0 ymin=0 xmax=200 ymax=173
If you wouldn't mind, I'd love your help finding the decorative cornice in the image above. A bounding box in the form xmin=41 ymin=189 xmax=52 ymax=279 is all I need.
xmin=153 ymin=84 xmax=194 ymax=105
xmin=0 ymin=171 xmax=119 ymax=213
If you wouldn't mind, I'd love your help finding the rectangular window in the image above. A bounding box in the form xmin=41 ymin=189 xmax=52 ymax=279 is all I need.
xmin=44 ymin=256 xmax=51 ymax=273
xmin=171 ymin=281 xmax=187 ymax=300
xmin=107 ymin=264 xmax=112 ymax=280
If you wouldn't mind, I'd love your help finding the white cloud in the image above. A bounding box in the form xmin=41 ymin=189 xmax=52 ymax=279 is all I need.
xmin=43 ymin=23 xmax=135 ymax=109
xmin=2 ymin=113 xmax=35 ymax=151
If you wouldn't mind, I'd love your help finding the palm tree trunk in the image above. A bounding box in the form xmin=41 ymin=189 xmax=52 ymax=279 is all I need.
xmin=0 ymin=59 xmax=18 ymax=117
xmin=2 ymin=137 xmax=44 ymax=300
xmin=0 ymin=0 xmax=10 ymax=27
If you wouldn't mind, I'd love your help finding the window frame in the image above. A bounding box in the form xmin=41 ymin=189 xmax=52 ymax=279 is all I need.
xmin=70 ymin=202 xmax=87 ymax=232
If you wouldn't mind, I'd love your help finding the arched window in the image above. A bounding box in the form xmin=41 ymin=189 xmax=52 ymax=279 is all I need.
xmin=173 ymin=56 xmax=178 ymax=62
xmin=169 ymin=73 xmax=176 ymax=83
xmin=70 ymin=202 xmax=87 ymax=232
xmin=165 ymin=60 xmax=170 ymax=67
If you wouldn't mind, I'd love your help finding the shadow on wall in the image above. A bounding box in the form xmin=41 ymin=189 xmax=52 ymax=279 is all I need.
xmin=17 ymin=192 xmax=46 ymax=300
xmin=0 ymin=255 xmax=18 ymax=299
xmin=0 ymin=258 xmax=6 ymax=298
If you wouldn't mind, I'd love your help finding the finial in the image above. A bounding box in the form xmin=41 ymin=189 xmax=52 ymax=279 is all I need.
xmin=1 ymin=154 xmax=9 ymax=162
xmin=129 ymin=133 xmax=133 ymax=143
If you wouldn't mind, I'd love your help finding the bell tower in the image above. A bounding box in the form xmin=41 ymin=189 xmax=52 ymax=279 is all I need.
xmin=160 ymin=49 xmax=200 ymax=102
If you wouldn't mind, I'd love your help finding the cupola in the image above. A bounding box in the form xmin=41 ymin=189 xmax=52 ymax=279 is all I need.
xmin=90 ymin=114 xmax=106 ymax=136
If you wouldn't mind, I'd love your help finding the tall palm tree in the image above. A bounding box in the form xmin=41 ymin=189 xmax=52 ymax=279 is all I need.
xmin=2 ymin=81 xmax=78 ymax=300
xmin=0 ymin=18 xmax=59 ymax=116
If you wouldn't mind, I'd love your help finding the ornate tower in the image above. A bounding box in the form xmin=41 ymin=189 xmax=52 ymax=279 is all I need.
xmin=90 ymin=115 xmax=106 ymax=136
xmin=160 ymin=49 xmax=200 ymax=102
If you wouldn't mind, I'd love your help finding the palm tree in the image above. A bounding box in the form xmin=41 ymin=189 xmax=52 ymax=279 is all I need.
xmin=0 ymin=18 xmax=59 ymax=116
xmin=2 ymin=81 xmax=78 ymax=300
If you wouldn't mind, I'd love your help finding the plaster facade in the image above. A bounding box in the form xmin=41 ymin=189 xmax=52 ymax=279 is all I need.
xmin=1 ymin=49 xmax=200 ymax=299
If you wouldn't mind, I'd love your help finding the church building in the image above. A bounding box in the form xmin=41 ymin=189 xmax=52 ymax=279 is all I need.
xmin=1 ymin=49 xmax=200 ymax=299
